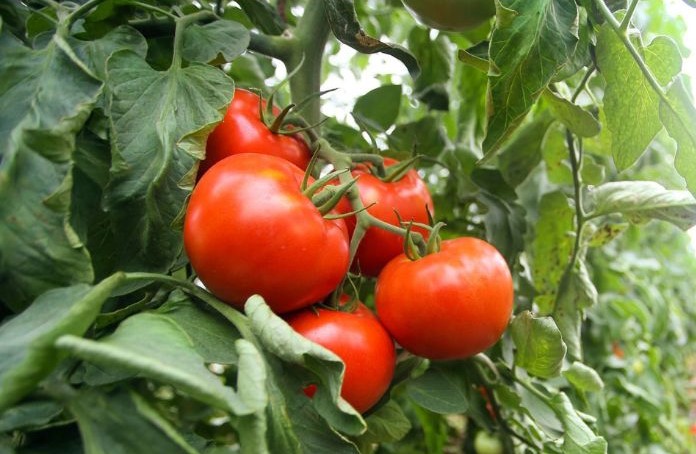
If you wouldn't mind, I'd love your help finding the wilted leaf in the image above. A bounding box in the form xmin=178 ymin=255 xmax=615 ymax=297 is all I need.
xmin=587 ymin=181 xmax=696 ymax=230
xmin=596 ymin=30 xmax=681 ymax=170
xmin=324 ymin=0 xmax=419 ymax=78
xmin=660 ymin=78 xmax=696 ymax=196
xmin=511 ymin=311 xmax=567 ymax=378
xmin=563 ymin=362 xmax=604 ymax=393
xmin=553 ymin=261 xmax=598 ymax=361
xmin=530 ymin=191 xmax=575 ymax=314
xmin=244 ymin=296 xmax=365 ymax=436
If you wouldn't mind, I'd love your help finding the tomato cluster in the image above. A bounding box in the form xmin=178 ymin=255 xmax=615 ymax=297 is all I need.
xmin=184 ymin=91 xmax=514 ymax=413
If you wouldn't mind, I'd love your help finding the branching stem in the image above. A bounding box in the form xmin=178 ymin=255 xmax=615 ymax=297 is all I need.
xmin=565 ymin=130 xmax=586 ymax=270
xmin=592 ymin=0 xmax=686 ymax=131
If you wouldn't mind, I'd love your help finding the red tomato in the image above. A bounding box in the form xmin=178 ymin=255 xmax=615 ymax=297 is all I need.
xmin=286 ymin=302 xmax=396 ymax=413
xmin=184 ymin=153 xmax=349 ymax=313
xmin=341 ymin=159 xmax=433 ymax=277
xmin=375 ymin=237 xmax=513 ymax=360
xmin=200 ymin=89 xmax=312 ymax=176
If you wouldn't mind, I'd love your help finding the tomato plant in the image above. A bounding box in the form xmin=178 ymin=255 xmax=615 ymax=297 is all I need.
xmin=184 ymin=153 xmax=349 ymax=313
xmin=401 ymin=0 xmax=495 ymax=31
xmin=201 ymin=88 xmax=312 ymax=176
xmin=341 ymin=158 xmax=434 ymax=276
xmin=376 ymin=237 xmax=513 ymax=359
xmin=2 ymin=1 xmax=696 ymax=453
xmin=286 ymin=301 xmax=396 ymax=413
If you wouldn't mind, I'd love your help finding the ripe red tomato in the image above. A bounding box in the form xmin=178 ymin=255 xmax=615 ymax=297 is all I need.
xmin=375 ymin=237 xmax=513 ymax=360
xmin=286 ymin=301 xmax=396 ymax=413
xmin=341 ymin=158 xmax=433 ymax=277
xmin=401 ymin=0 xmax=495 ymax=32
xmin=200 ymin=89 xmax=312 ymax=176
xmin=184 ymin=153 xmax=349 ymax=313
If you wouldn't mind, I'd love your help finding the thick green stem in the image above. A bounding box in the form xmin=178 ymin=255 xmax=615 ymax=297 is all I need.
xmin=620 ymin=0 xmax=640 ymax=31
xmin=171 ymin=11 xmax=215 ymax=69
xmin=284 ymin=0 xmax=331 ymax=125
xmin=565 ymin=130 xmax=585 ymax=271
xmin=249 ymin=32 xmax=293 ymax=61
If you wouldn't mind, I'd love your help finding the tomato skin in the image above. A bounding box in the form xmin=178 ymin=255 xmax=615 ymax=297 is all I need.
xmin=402 ymin=0 xmax=495 ymax=32
xmin=200 ymin=89 xmax=312 ymax=176
xmin=375 ymin=237 xmax=513 ymax=360
xmin=184 ymin=153 xmax=349 ymax=313
xmin=286 ymin=302 xmax=396 ymax=413
xmin=342 ymin=159 xmax=433 ymax=277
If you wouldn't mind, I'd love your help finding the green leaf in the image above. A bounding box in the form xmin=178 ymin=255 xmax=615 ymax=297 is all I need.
xmin=353 ymin=84 xmax=402 ymax=132
xmin=563 ymin=362 xmax=604 ymax=393
xmin=542 ymin=125 xmax=573 ymax=185
xmin=56 ymin=312 xmax=265 ymax=416
xmin=156 ymin=290 xmax=241 ymax=365
xmin=498 ymin=111 xmax=555 ymax=187
xmin=542 ymin=89 xmax=600 ymax=138
xmin=103 ymin=51 xmax=234 ymax=273
xmin=587 ymin=181 xmax=696 ymax=230
xmin=69 ymin=388 xmax=198 ymax=454
xmin=387 ymin=117 xmax=449 ymax=158
xmin=182 ymin=20 xmax=250 ymax=64
xmin=472 ymin=169 xmax=528 ymax=262
xmin=483 ymin=0 xmax=579 ymax=156
xmin=530 ymin=191 xmax=575 ymax=314
xmin=596 ymin=30 xmax=682 ymax=170
xmin=660 ymin=78 xmax=696 ymax=196
xmin=406 ymin=367 xmax=470 ymax=414
xmin=236 ymin=0 xmax=286 ymax=35
xmin=70 ymin=25 xmax=147 ymax=80
xmin=0 ymin=22 xmax=100 ymax=311
xmin=511 ymin=311 xmax=567 ymax=378
xmin=0 ymin=400 xmax=63 ymax=432
xmin=358 ymin=400 xmax=411 ymax=444
xmin=244 ymin=296 xmax=365 ymax=436
xmin=324 ymin=0 xmax=420 ymax=79
xmin=407 ymin=28 xmax=451 ymax=110
xmin=553 ymin=261 xmax=598 ymax=361
xmin=0 ymin=273 xmax=124 ymax=411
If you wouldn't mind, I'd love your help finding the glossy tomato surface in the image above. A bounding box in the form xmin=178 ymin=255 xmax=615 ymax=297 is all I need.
xmin=375 ymin=237 xmax=513 ymax=360
xmin=286 ymin=302 xmax=396 ymax=413
xmin=200 ymin=89 xmax=312 ymax=176
xmin=184 ymin=153 xmax=349 ymax=313
xmin=343 ymin=159 xmax=433 ymax=277
xmin=402 ymin=0 xmax=495 ymax=32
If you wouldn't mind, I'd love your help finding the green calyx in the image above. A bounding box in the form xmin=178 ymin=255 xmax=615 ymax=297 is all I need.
xmin=382 ymin=155 xmax=421 ymax=183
